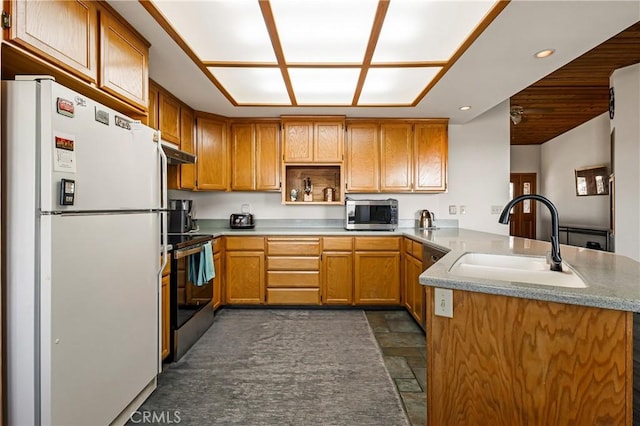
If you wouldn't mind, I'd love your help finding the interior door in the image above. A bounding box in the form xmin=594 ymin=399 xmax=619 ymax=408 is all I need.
xmin=509 ymin=173 xmax=537 ymax=239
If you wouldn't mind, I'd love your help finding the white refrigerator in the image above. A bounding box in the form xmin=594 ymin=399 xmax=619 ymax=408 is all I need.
xmin=4 ymin=77 xmax=167 ymax=425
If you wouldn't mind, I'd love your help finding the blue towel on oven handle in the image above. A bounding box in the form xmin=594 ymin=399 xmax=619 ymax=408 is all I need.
xmin=193 ymin=241 xmax=215 ymax=286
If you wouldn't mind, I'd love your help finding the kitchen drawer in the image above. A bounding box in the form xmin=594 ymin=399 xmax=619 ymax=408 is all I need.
xmin=267 ymin=288 xmax=321 ymax=305
xmin=212 ymin=237 xmax=223 ymax=253
xmin=354 ymin=236 xmax=401 ymax=251
xmin=226 ymin=236 xmax=264 ymax=251
xmin=404 ymin=238 xmax=423 ymax=260
xmin=266 ymin=238 xmax=321 ymax=256
xmin=267 ymin=271 xmax=320 ymax=288
xmin=323 ymin=236 xmax=353 ymax=251
xmin=267 ymin=256 xmax=320 ymax=271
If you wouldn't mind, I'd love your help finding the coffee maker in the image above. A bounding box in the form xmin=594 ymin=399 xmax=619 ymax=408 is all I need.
xmin=168 ymin=199 xmax=194 ymax=233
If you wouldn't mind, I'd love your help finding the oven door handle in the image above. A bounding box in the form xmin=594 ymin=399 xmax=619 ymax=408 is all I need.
xmin=174 ymin=243 xmax=208 ymax=259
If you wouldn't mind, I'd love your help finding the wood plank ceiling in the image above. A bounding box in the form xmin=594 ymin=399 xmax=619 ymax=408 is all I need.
xmin=510 ymin=20 xmax=640 ymax=145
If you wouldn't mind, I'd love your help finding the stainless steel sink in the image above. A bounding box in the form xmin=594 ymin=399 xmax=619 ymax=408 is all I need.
xmin=448 ymin=252 xmax=587 ymax=288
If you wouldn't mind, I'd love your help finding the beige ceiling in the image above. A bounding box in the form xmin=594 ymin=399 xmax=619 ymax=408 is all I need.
xmin=143 ymin=0 xmax=506 ymax=107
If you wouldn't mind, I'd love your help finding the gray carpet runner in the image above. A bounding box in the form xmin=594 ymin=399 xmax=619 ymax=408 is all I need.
xmin=132 ymin=309 xmax=410 ymax=425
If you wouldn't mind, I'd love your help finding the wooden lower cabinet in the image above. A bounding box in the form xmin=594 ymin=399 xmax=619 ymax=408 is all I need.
xmin=161 ymin=274 xmax=170 ymax=360
xmin=266 ymin=237 xmax=321 ymax=305
xmin=403 ymin=238 xmax=425 ymax=327
xmin=212 ymin=238 xmax=223 ymax=310
xmin=426 ymin=288 xmax=633 ymax=425
xmin=219 ymin=235 xmax=403 ymax=307
xmin=353 ymin=237 xmax=401 ymax=305
xmin=354 ymin=251 xmax=400 ymax=305
xmin=322 ymin=237 xmax=354 ymax=305
xmin=225 ymin=249 xmax=264 ymax=304
xmin=161 ymin=256 xmax=171 ymax=361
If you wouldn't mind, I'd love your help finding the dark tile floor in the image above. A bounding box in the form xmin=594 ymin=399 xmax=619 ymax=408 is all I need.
xmin=365 ymin=309 xmax=426 ymax=426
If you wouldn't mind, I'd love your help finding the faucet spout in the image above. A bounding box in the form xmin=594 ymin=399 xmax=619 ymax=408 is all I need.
xmin=499 ymin=194 xmax=563 ymax=272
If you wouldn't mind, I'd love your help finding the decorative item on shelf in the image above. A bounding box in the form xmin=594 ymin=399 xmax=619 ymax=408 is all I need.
xmin=290 ymin=189 xmax=298 ymax=202
xmin=323 ymin=186 xmax=335 ymax=202
xmin=303 ymin=177 xmax=313 ymax=202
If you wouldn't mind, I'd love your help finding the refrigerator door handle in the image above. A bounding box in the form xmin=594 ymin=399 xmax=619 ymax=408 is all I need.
xmin=157 ymin=130 xmax=168 ymax=276
xmin=157 ymin=131 xmax=168 ymax=210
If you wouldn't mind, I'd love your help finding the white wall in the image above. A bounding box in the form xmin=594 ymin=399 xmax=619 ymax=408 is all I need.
xmin=537 ymin=112 xmax=611 ymax=240
xmin=510 ymin=145 xmax=542 ymax=239
xmin=611 ymin=63 xmax=640 ymax=261
xmin=170 ymin=101 xmax=511 ymax=234
xmin=510 ymin=145 xmax=541 ymax=174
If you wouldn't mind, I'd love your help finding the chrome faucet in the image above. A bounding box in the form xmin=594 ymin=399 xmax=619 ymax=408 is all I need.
xmin=499 ymin=194 xmax=563 ymax=272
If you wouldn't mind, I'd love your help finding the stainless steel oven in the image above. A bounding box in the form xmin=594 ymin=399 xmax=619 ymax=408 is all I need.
xmin=168 ymin=234 xmax=215 ymax=361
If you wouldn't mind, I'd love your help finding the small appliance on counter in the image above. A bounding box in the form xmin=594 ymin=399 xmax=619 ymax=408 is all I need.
xmin=230 ymin=213 xmax=255 ymax=229
xmin=419 ymin=209 xmax=435 ymax=229
xmin=345 ymin=198 xmax=398 ymax=230
xmin=168 ymin=199 xmax=195 ymax=233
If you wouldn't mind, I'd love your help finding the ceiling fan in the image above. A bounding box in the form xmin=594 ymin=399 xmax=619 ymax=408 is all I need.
xmin=510 ymin=105 xmax=554 ymax=125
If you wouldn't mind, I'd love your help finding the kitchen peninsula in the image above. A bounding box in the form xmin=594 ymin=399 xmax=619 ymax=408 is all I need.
xmin=418 ymin=230 xmax=639 ymax=425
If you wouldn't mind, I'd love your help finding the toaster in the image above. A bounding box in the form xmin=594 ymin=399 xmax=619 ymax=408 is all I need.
xmin=230 ymin=213 xmax=255 ymax=229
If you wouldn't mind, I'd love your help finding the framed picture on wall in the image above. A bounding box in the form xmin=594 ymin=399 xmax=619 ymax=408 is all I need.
xmin=575 ymin=165 xmax=609 ymax=196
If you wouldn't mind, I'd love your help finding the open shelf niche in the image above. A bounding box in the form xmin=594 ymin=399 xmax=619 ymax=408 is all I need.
xmin=282 ymin=164 xmax=345 ymax=205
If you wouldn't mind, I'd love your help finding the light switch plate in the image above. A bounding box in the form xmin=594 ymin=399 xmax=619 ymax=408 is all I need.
xmin=491 ymin=205 xmax=503 ymax=215
xmin=449 ymin=205 xmax=457 ymax=215
xmin=459 ymin=205 xmax=466 ymax=215
xmin=434 ymin=288 xmax=453 ymax=318
xmin=241 ymin=203 xmax=251 ymax=213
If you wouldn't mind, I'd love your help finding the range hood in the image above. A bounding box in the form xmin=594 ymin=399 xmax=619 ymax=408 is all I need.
xmin=161 ymin=141 xmax=196 ymax=165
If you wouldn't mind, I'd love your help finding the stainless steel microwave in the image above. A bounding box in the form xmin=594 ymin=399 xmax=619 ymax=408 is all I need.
xmin=345 ymin=198 xmax=398 ymax=230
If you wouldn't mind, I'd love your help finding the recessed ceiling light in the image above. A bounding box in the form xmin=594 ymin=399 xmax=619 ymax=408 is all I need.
xmin=459 ymin=105 xmax=472 ymax=111
xmin=534 ymin=49 xmax=555 ymax=59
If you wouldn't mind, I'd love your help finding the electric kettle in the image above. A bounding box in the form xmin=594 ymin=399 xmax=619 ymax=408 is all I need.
xmin=419 ymin=210 xmax=434 ymax=229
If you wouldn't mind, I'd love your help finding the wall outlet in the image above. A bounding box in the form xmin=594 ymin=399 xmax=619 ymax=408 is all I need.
xmin=241 ymin=203 xmax=251 ymax=213
xmin=434 ymin=288 xmax=453 ymax=318
xmin=459 ymin=205 xmax=466 ymax=215
xmin=490 ymin=205 xmax=503 ymax=215
xmin=449 ymin=205 xmax=457 ymax=215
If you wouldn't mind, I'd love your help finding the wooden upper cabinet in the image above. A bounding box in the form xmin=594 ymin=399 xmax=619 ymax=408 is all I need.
xmin=196 ymin=115 xmax=228 ymax=190
xmin=159 ymin=92 xmax=181 ymax=145
xmin=99 ymin=7 xmax=149 ymax=110
xmin=414 ymin=123 xmax=448 ymax=192
xmin=314 ymin=122 xmax=343 ymax=162
xmin=283 ymin=121 xmax=313 ymax=162
xmin=282 ymin=118 xmax=344 ymax=163
xmin=147 ymin=83 xmax=159 ymax=129
xmin=346 ymin=122 xmax=380 ymax=192
xmin=230 ymin=121 xmax=280 ymax=191
xmin=180 ymin=106 xmax=196 ymax=155
xmin=230 ymin=123 xmax=255 ymax=191
xmin=9 ymin=0 xmax=98 ymax=82
xmin=256 ymin=123 xmax=281 ymax=191
xmin=380 ymin=123 xmax=413 ymax=192
xmin=180 ymin=106 xmax=196 ymax=190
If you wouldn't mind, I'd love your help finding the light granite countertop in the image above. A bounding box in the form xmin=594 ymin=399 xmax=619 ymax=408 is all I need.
xmin=191 ymin=220 xmax=640 ymax=313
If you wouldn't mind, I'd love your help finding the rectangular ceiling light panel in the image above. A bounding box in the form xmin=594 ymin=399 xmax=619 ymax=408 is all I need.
xmin=269 ymin=0 xmax=379 ymax=63
xmin=288 ymin=68 xmax=361 ymax=105
xmin=208 ymin=67 xmax=290 ymax=104
xmin=359 ymin=67 xmax=442 ymax=105
xmin=373 ymin=0 xmax=498 ymax=63
xmin=152 ymin=0 xmax=277 ymax=63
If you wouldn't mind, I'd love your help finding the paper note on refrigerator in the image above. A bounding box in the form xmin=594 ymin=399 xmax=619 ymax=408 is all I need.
xmin=53 ymin=132 xmax=77 ymax=173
